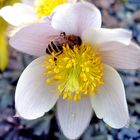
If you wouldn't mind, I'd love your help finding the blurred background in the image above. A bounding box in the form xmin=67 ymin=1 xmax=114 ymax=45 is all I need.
xmin=0 ymin=0 xmax=140 ymax=139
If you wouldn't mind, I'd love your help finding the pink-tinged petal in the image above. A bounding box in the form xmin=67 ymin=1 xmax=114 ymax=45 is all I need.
xmin=52 ymin=1 xmax=101 ymax=36
xmin=7 ymin=26 xmax=25 ymax=37
xmin=0 ymin=3 xmax=37 ymax=26
xmin=90 ymin=65 xmax=129 ymax=129
xmin=15 ymin=56 xmax=59 ymax=120
xmin=82 ymin=28 xmax=132 ymax=46
xmin=101 ymin=42 xmax=140 ymax=69
xmin=57 ymin=98 xmax=93 ymax=139
xmin=10 ymin=22 xmax=60 ymax=56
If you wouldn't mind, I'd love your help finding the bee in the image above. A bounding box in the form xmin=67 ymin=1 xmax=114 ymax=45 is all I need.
xmin=46 ymin=32 xmax=82 ymax=55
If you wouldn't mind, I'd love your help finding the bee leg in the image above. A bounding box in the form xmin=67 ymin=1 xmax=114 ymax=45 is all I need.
xmin=54 ymin=57 xmax=57 ymax=62
xmin=58 ymin=51 xmax=63 ymax=55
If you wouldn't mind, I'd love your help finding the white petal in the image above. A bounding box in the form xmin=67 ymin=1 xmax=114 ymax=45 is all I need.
xmin=15 ymin=56 xmax=59 ymax=120
xmin=0 ymin=3 xmax=37 ymax=26
xmin=90 ymin=65 xmax=129 ymax=129
xmin=57 ymin=98 xmax=93 ymax=139
xmin=101 ymin=42 xmax=140 ymax=69
xmin=82 ymin=28 xmax=132 ymax=46
xmin=22 ymin=0 xmax=35 ymax=5
xmin=7 ymin=25 xmax=25 ymax=37
xmin=10 ymin=22 xmax=60 ymax=56
xmin=68 ymin=0 xmax=78 ymax=3
xmin=52 ymin=1 xmax=101 ymax=36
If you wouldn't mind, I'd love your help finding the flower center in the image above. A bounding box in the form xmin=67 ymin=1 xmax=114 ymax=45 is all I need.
xmin=44 ymin=44 xmax=104 ymax=101
xmin=35 ymin=0 xmax=67 ymax=17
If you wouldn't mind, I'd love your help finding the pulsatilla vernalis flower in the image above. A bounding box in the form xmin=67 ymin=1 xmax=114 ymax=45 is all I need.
xmin=9 ymin=1 xmax=140 ymax=139
xmin=0 ymin=0 xmax=76 ymax=29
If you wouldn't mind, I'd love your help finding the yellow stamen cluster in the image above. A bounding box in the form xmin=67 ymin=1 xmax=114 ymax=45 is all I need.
xmin=44 ymin=44 xmax=104 ymax=101
xmin=35 ymin=0 xmax=67 ymax=17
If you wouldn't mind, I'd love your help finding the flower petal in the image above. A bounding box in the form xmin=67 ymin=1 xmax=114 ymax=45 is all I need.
xmin=0 ymin=3 xmax=37 ymax=26
xmin=90 ymin=65 xmax=129 ymax=129
xmin=57 ymin=98 xmax=93 ymax=139
xmin=22 ymin=0 xmax=35 ymax=5
xmin=101 ymin=42 xmax=140 ymax=69
xmin=15 ymin=56 xmax=59 ymax=120
xmin=10 ymin=22 xmax=60 ymax=56
xmin=82 ymin=28 xmax=132 ymax=46
xmin=52 ymin=1 xmax=101 ymax=36
xmin=68 ymin=0 xmax=78 ymax=3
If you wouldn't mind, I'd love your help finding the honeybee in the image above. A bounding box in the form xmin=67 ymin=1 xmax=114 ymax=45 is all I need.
xmin=46 ymin=32 xmax=82 ymax=55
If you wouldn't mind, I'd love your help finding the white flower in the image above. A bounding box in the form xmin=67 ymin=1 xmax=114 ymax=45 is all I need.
xmin=9 ymin=1 xmax=140 ymax=139
xmin=0 ymin=0 xmax=37 ymax=27
xmin=0 ymin=0 xmax=75 ymax=36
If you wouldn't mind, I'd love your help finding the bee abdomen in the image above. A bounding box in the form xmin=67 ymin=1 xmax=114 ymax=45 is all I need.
xmin=46 ymin=44 xmax=52 ymax=54
xmin=46 ymin=41 xmax=63 ymax=55
xmin=51 ymin=42 xmax=59 ymax=52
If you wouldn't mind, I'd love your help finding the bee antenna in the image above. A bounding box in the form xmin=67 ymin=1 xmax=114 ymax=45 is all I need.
xmin=60 ymin=32 xmax=66 ymax=36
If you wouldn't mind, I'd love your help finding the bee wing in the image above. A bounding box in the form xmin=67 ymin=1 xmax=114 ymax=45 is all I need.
xmin=48 ymin=35 xmax=60 ymax=40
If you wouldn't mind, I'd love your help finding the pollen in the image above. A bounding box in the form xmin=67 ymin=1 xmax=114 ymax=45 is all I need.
xmin=35 ymin=0 xmax=67 ymax=17
xmin=44 ymin=44 xmax=104 ymax=101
